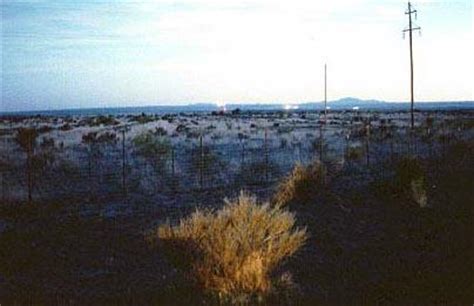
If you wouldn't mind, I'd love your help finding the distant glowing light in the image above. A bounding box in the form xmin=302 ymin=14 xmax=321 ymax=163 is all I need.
xmin=216 ymin=101 xmax=227 ymax=112
xmin=352 ymin=106 xmax=359 ymax=110
xmin=284 ymin=104 xmax=299 ymax=110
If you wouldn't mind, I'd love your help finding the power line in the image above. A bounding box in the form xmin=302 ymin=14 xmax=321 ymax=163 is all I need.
xmin=403 ymin=2 xmax=421 ymax=129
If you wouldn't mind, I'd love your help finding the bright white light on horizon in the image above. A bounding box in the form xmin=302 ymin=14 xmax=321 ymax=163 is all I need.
xmin=216 ymin=101 xmax=227 ymax=112
xmin=284 ymin=104 xmax=299 ymax=110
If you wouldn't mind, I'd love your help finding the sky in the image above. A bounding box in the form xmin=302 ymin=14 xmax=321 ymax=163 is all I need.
xmin=1 ymin=0 xmax=472 ymax=111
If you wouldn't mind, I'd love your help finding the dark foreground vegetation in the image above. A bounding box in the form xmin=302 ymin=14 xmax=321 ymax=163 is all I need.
xmin=0 ymin=140 xmax=473 ymax=305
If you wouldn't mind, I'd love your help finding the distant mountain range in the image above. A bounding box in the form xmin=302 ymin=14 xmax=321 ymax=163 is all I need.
xmin=2 ymin=98 xmax=473 ymax=116
xmin=313 ymin=98 xmax=473 ymax=110
xmin=227 ymin=98 xmax=474 ymax=111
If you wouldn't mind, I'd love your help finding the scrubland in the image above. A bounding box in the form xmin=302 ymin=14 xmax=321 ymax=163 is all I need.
xmin=0 ymin=109 xmax=473 ymax=304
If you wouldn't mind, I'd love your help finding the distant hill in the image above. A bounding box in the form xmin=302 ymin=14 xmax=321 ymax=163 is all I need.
xmin=296 ymin=98 xmax=474 ymax=111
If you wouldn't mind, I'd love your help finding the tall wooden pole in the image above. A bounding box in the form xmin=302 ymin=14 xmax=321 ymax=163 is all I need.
xmin=324 ymin=63 xmax=327 ymax=123
xmin=409 ymin=2 xmax=414 ymax=129
xmin=404 ymin=2 xmax=421 ymax=129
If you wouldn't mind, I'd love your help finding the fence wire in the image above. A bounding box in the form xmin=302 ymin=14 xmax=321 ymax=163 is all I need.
xmin=1 ymin=119 xmax=471 ymax=204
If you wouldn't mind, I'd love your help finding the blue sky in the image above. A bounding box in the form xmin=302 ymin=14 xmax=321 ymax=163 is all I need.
xmin=1 ymin=0 xmax=472 ymax=111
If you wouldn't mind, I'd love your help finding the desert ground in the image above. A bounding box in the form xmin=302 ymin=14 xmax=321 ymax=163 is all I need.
xmin=0 ymin=109 xmax=473 ymax=304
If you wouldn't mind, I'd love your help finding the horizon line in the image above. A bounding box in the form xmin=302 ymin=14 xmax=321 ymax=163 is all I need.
xmin=2 ymin=98 xmax=474 ymax=114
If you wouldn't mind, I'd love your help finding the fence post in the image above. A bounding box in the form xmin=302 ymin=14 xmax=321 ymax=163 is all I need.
xmin=240 ymin=139 xmax=245 ymax=166
xmin=200 ymin=134 xmax=203 ymax=190
xmin=319 ymin=124 xmax=324 ymax=164
xmin=27 ymin=141 xmax=33 ymax=204
xmin=345 ymin=133 xmax=350 ymax=165
xmin=88 ymin=146 xmax=92 ymax=178
xmin=171 ymin=146 xmax=175 ymax=177
xmin=390 ymin=133 xmax=394 ymax=163
xmin=1 ymin=172 xmax=4 ymax=203
xmin=121 ymin=129 xmax=127 ymax=198
xmin=264 ymin=128 xmax=268 ymax=183
xmin=365 ymin=123 xmax=370 ymax=167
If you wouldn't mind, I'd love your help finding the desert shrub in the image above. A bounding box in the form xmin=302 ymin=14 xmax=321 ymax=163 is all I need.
xmin=395 ymin=158 xmax=428 ymax=208
xmin=60 ymin=123 xmax=72 ymax=131
xmin=273 ymin=161 xmax=326 ymax=207
xmin=89 ymin=115 xmax=119 ymax=126
xmin=185 ymin=128 xmax=201 ymax=139
xmin=96 ymin=131 xmax=117 ymax=144
xmin=277 ymin=126 xmax=293 ymax=134
xmin=31 ymin=151 xmax=56 ymax=172
xmin=237 ymin=132 xmax=249 ymax=140
xmin=153 ymin=126 xmax=168 ymax=136
xmin=82 ymin=131 xmax=98 ymax=145
xmin=310 ymin=135 xmax=329 ymax=152
xmin=133 ymin=131 xmax=171 ymax=171
xmin=236 ymin=160 xmax=281 ymax=185
xmin=40 ymin=137 xmax=55 ymax=149
xmin=175 ymin=123 xmax=189 ymax=134
xmin=15 ymin=128 xmax=38 ymax=152
xmin=56 ymin=160 xmax=80 ymax=176
xmin=152 ymin=192 xmax=306 ymax=302
xmin=395 ymin=158 xmax=424 ymax=186
xmin=189 ymin=145 xmax=226 ymax=185
xmin=36 ymin=125 xmax=53 ymax=134
xmin=425 ymin=116 xmax=434 ymax=128
xmin=346 ymin=146 xmax=364 ymax=161
xmin=82 ymin=131 xmax=117 ymax=154
xmin=129 ymin=113 xmax=154 ymax=124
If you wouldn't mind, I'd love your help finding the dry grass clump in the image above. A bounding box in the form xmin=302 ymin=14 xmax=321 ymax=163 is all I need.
xmin=273 ymin=161 xmax=326 ymax=207
xmin=153 ymin=192 xmax=306 ymax=301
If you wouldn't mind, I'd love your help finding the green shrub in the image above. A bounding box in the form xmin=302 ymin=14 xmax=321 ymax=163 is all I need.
xmin=132 ymin=131 xmax=171 ymax=168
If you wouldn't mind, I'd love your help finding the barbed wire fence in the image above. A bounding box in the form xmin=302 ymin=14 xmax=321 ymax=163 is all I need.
xmin=0 ymin=113 xmax=471 ymax=207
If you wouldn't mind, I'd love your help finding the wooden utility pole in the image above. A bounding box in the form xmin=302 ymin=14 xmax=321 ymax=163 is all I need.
xmin=403 ymin=2 xmax=421 ymax=129
xmin=324 ymin=63 xmax=327 ymax=123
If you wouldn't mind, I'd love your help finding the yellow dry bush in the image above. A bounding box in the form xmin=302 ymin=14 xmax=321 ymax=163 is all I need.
xmin=273 ymin=161 xmax=326 ymax=207
xmin=154 ymin=192 xmax=306 ymax=300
